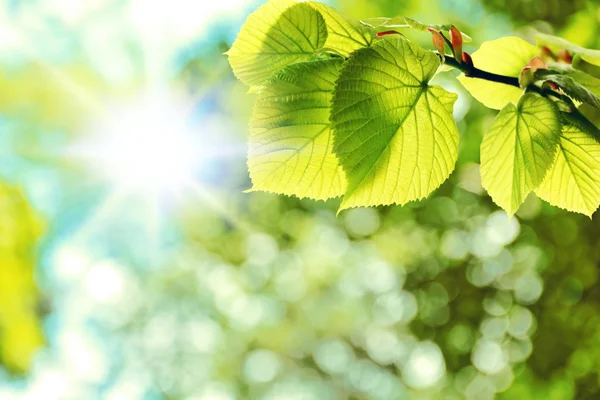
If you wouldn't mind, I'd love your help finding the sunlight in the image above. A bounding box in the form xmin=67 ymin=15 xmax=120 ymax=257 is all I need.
xmin=82 ymin=93 xmax=200 ymax=195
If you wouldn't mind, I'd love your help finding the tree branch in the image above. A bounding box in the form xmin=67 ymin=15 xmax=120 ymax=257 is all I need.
xmin=443 ymin=55 xmax=520 ymax=88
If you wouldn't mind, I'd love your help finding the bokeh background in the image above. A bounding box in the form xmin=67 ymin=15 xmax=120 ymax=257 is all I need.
xmin=1 ymin=0 xmax=600 ymax=399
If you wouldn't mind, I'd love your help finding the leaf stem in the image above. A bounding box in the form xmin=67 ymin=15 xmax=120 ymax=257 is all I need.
xmin=443 ymin=55 xmax=520 ymax=88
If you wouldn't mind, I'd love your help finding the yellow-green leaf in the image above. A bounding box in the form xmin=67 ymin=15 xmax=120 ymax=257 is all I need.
xmin=536 ymin=32 xmax=600 ymax=68
xmin=0 ymin=182 xmax=45 ymax=373
xmin=331 ymin=38 xmax=459 ymax=211
xmin=227 ymin=1 xmax=327 ymax=87
xmin=309 ymin=2 xmax=373 ymax=56
xmin=536 ymin=114 xmax=600 ymax=216
xmin=480 ymin=93 xmax=561 ymax=215
xmin=458 ymin=37 xmax=538 ymax=110
xmin=248 ymin=59 xmax=346 ymax=200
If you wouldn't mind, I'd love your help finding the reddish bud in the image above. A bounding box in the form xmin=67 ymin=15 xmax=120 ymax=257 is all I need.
xmin=540 ymin=46 xmax=555 ymax=61
xmin=518 ymin=57 xmax=547 ymax=88
xmin=449 ymin=25 xmax=463 ymax=60
xmin=557 ymin=49 xmax=573 ymax=64
xmin=462 ymin=52 xmax=473 ymax=69
xmin=427 ymin=28 xmax=446 ymax=59
xmin=526 ymin=56 xmax=548 ymax=71
xmin=376 ymin=30 xmax=400 ymax=37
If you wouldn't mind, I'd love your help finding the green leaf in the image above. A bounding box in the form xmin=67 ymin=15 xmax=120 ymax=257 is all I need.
xmin=573 ymin=55 xmax=600 ymax=79
xmin=536 ymin=113 xmax=600 ymax=217
xmin=360 ymin=17 xmax=472 ymax=42
xmin=247 ymin=59 xmax=346 ymax=200
xmin=227 ymin=1 xmax=327 ymax=87
xmin=331 ymin=38 xmax=459 ymax=211
xmin=480 ymin=93 xmax=561 ymax=215
xmin=545 ymin=62 xmax=600 ymax=98
xmin=535 ymin=73 xmax=600 ymax=109
xmin=309 ymin=2 xmax=373 ymax=56
xmin=458 ymin=37 xmax=538 ymax=110
xmin=536 ymin=32 xmax=600 ymax=68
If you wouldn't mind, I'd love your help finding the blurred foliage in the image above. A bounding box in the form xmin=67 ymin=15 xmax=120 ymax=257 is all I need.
xmin=1 ymin=1 xmax=600 ymax=400
xmin=0 ymin=182 xmax=44 ymax=373
xmin=481 ymin=0 xmax=589 ymax=28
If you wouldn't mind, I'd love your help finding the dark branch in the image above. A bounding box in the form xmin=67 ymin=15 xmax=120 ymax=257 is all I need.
xmin=443 ymin=55 xmax=520 ymax=88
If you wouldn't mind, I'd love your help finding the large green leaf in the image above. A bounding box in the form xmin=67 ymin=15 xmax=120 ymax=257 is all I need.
xmin=458 ymin=37 xmax=538 ymax=110
xmin=247 ymin=59 xmax=346 ymax=200
xmin=480 ymin=93 xmax=561 ymax=215
xmin=536 ymin=113 xmax=600 ymax=216
xmin=536 ymin=32 xmax=600 ymax=68
xmin=227 ymin=1 xmax=327 ymax=87
xmin=309 ymin=2 xmax=373 ymax=56
xmin=331 ymin=38 xmax=459 ymax=211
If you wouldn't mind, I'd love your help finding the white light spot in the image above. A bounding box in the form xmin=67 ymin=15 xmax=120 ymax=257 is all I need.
xmin=472 ymin=339 xmax=507 ymax=375
xmin=344 ymin=208 xmax=381 ymax=237
xmin=507 ymin=306 xmax=535 ymax=339
xmin=85 ymin=260 xmax=125 ymax=303
xmin=365 ymin=328 xmax=401 ymax=365
xmin=243 ymin=350 xmax=281 ymax=384
xmin=313 ymin=339 xmax=355 ymax=375
xmin=187 ymin=318 xmax=223 ymax=353
xmin=53 ymin=245 xmax=90 ymax=281
xmin=401 ymin=342 xmax=446 ymax=389
xmin=74 ymin=94 xmax=205 ymax=196
xmin=486 ymin=211 xmax=520 ymax=247
xmin=373 ymin=291 xmax=418 ymax=325
xmin=361 ymin=260 xmax=400 ymax=294
xmin=514 ymin=273 xmax=543 ymax=305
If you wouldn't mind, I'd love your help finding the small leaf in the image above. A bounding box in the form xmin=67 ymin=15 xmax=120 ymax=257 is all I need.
xmin=360 ymin=17 xmax=472 ymax=42
xmin=536 ymin=113 xmax=600 ymax=216
xmin=449 ymin=26 xmax=463 ymax=61
xmin=331 ymin=38 xmax=459 ymax=211
xmin=248 ymin=59 xmax=346 ymax=200
xmin=427 ymin=28 xmax=446 ymax=60
xmin=480 ymin=93 xmax=561 ymax=215
xmin=535 ymin=32 xmax=600 ymax=68
xmin=309 ymin=2 xmax=373 ymax=56
xmin=227 ymin=1 xmax=327 ymax=87
xmin=458 ymin=37 xmax=539 ymax=110
xmin=376 ymin=30 xmax=401 ymax=38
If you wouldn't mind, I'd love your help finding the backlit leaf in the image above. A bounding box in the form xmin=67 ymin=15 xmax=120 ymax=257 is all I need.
xmin=248 ymin=59 xmax=346 ymax=200
xmin=227 ymin=1 xmax=327 ymax=87
xmin=545 ymin=62 xmax=600 ymax=98
xmin=536 ymin=113 xmax=600 ymax=216
xmin=480 ymin=93 xmax=561 ymax=215
xmin=458 ymin=37 xmax=538 ymax=110
xmin=309 ymin=2 xmax=373 ymax=56
xmin=331 ymin=38 xmax=459 ymax=211
xmin=536 ymin=32 xmax=600 ymax=68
